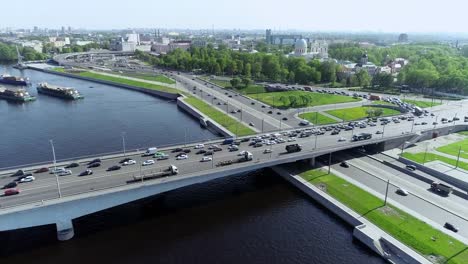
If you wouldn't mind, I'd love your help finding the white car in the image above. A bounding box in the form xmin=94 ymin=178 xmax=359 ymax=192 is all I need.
xmin=208 ymin=144 xmax=218 ymax=150
xmin=50 ymin=167 xmax=66 ymax=174
xmin=57 ymin=169 xmax=72 ymax=176
xmin=228 ymin=145 xmax=239 ymax=151
xmin=194 ymin=144 xmax=205 ymax=149
xmin=288 ymin=137 xmax=297 ymax=142
xmin=20 ymin=176 xmax=35 ymax=183
xmin=123 ymin=159 xmax=136 ymax=166
xmin=201 ymin=156 xmax=212 ymax=162
xmin=263 ymin=149 xmax=273 ymax=154
xmin=176 ymin=154 xmax=188 ymax=160
xmin=142 ymin=160 xmax=155 ymax=166
xmin=238 ymin=150 xmax=248 ymax=156
xmin=338 ymin=137 xmax=347 ymax=142
xmin=396 ymin=188 xmax=409 ymax=196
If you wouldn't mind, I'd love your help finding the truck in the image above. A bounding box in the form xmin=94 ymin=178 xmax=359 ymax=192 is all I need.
xmin=369 ymin=95 xmax=381 ymax=101
xmin=352 ymin=133 xmax=372 ymax=141
xmin=431 ymin=182 xmax=453 ymax=196
xmin=133 ymin=165 xmax=178 ymax=181
xmin=143 ymin=147 xmax=158 ymax=156
xmin=216 ymin=151 xmax=253 ymax=167
xmin=286 ymin=144 xmax=302 ymax=153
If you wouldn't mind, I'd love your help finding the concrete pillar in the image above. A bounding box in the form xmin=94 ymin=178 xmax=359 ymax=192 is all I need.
xmin=56 ymin=219 xmax=75 ymax=241
xmin=308 ymin=157 xmax=316 ymax=167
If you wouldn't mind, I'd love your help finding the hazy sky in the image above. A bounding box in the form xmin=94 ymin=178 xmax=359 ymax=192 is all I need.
xmin=3 ymin=0 xmax=467 ymax=32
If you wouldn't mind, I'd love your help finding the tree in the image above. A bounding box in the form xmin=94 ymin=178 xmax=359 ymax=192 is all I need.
xmin=288 ymin=95 xmax=297 ymax=107
xmin=244 ymin=63 xmax=252 ymax=78
xmin=356 ymin=70 xmax=371 ymax=88
xmin=230 ymin=77 xmax=241 ymax=88
xmin=241 ymin=78 xmax=251 ymax=88
xmin=279 ymin=96 xmax=289 ymax=107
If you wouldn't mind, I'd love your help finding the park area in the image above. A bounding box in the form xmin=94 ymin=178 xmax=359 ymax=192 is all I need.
xmin=202 ymin=77 xmax=266 ymax=94
xmin=298 ymin=112 xmax=337 ymax=125
xmin=326 ymin=106 xmax=401 ymax=121
xmin=250 ymin=91 xmax=359 ymax=109
xmin=300 ymin=169 xmax=467 ymax=264
xmin=403 ymin=99 xmax=441 ymax=108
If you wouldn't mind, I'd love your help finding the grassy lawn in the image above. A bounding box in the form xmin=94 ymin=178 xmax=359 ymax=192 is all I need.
xmin=458 ymin=131 xmax=468 ymax=136
xmin=76 ymin=72 xmax=180 ymax=94
xmin=401 ymin=152 xmax=468 ymax=170
xmin=436 ymin=138 xmax=468 ymax=160
xmin=326 ymin=106 xmax=400 ymax=121
xmin=205 ymin=78 xmax=266 ymax=94
xmin=300 ymin=169 xmax=467 ymax=264
xmin=120 ymin=73 xmax=175 ymax=84
xmin=51 ymin=67 xmax=65 ymax=72
xmin=372 ymin=100 xmax=395 ymax=106
xmin=184 ymin=97 xmax=256 ymax=137
xmin=251 ymin=91 xmax=359 ymax=109
xmin=298 ymin=112 xmax=337 ymax=125
xmin=403 ymin=99 xmax=441 ymax=108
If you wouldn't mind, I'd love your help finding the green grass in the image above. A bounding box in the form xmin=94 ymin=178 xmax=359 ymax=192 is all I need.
xmin=326 ymin=106 xmax=400 ymax=121
xmin=403 ymin=99 xmax=441 ymax=108
xmin=401 ymin=152 xmax=468 ymax=171
xmin=76 ymin=72 xmax=180 ymax=94
xmin=298 ymin=112 xmax=338 ymax=125
xmin=436 ymin=138 xmax=468 ymax=160
xmin=206 ymin=78 xmax=266 ymax=94
xmin=120 ymin=73 xmax=175 ymax=84
xmin=51 ymin=67 xmax=65 ymax=72
xmin=372 ymin=100 xmax=395 ymax=106
xmin=300 ymin=169 xmax=467 ymax=264
xmin=457 ymin=131 xmax=468 ymax=136
xmin=184 ymin=97 xmax=256 ymax=136
xmin=251 ymin=91 xmax=359 ymax=109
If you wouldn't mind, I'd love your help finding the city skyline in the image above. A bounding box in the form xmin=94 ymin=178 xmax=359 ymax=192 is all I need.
xmin=3 ymin=0 xmax=468 ymax=33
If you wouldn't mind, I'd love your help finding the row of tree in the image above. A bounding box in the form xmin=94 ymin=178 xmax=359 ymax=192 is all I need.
xmin=0 ymin=42 xmax=48 ymax=62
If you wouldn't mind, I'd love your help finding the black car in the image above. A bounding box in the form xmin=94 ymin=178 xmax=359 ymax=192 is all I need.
xmin=277 ymin=112 xmax=282 ymax=115
xmin=88 ymin=162 xmax=101 ymax=168
xmin=268 ymin=111 xmax=273 ymax=114
xmin=241 ymin=138 xmax=250 ymax=142
xmin=444 ymin=222 xmax=459 ymax=232
xmin=119 ymin=157 xmax=132 ymax=164
xmin=11 ymin=170 xmax=25 ymax=177
xmin=79 ymin=170 xmax=93 ymax=176
xmin=176 ymin=152 xmax=186 ymax=157
xmin=331 ymin=130 xmax=340 ymax=135
xmin=107 ymin=165 xmax=121 ymax=171
xmin=340 ymin=161 xmax=349 ymax=168
xmin=65 ymin=162 xmax=79 ymax=168
xmin=183 ymin=149 xmax=191 ymax=153
xmin=172 ymin=148 xmax=183 ymax=153
xmin=196 ymin=150 xmax=207 ymax=155
xmin=251 ymin=102 xmax=255 ymax=105
xmin=15 ymin=172 xmax=33 ymax=182
xmin=87 ymin=158 xmax=101 ymax=165
xmin=213 ymin=147 xmax=222 ymax=152
xmin=204 ymin=151 xmax=213 ymax=156
xmin=3 ymin=181 xmax=18 ymax=189
xmin=254 ymin=143 xmax=263 ymax=148
xmin=282 ymin=117 xmax=288 ymax=121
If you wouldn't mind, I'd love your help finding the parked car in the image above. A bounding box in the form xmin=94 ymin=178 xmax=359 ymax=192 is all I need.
xmin=107 ymin=165 xmax=121 ymax=171
xmin=119 ymin=157 xmax=133 ymax=164
xmin=50 ymin=167 xmax=66 ymax=174
xmin=123 ymin=159 xmax=136 ymax=166
xmin=79 ymin=170 xmax=93 ymax=176
xmin=176 ymin=154 xmax=188 ymax=160
xmin=88 ymin=163 xmax=101 ymax=168
xmin=263 ymin=149 xmax=273 ymax=154
xmin=11 ymin=170 xmax=25 ymax=177
xmin=87 ymin=158 xmax=101 ymax=165
xmin=142 ymin=160 xmax=155 ymax=166
xmin=396 ymin=188 xmax=409 ymax=196
xmin=57 ymin=170 xmax=72 ymax=176
xmin=201 ymin=156 xmax=212 ymax=162
xmin=183 ymin=149 xmax=191 ymax=153
xmin=4 ymin=188 xmax=20 ymax=196
xmin=195 ymin=144 xmax=205 ymax=149
xmin=19 ymin=176 xmax=35 ymax=183
xmin=172 ymin=148 xmax=183 ymax=153
xmin=65 ymin=162 xmax=79 ymax=168
xmin=444 ymin=222 xmax=459 ymax=233
xmin=34 ymin=167 xmax=49 ymax=173
xmin=3 ymin=181 xmax=18 ymax=189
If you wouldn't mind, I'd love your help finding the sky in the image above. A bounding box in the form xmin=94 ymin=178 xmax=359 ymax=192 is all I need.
xmin=3 ymin=0 xmax=468 ymax=33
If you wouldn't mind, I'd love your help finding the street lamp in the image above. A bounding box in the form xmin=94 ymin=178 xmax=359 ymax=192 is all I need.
xmin=456 ymin=146 xmax=464 ymax=169
xmin=49 ymin=140 xmax=62 ymax=198
xmin=382 ymin=122 xmax=386 ymax=138
xmin=400 ymin=141 xmax=411 ymax=156
xmin=121 ymin=132 xmax=126 ymax=157
xmin=328 ymin=152 xmax=332 ymax=174
xmin=411 ymin=118 xmax=415 ymax=133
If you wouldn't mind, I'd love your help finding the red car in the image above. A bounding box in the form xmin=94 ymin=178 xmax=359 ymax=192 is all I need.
xmin=4 ymin=188 xmax=20 ymax=196
xmin=34 ymin=167 xmax=49 ymax=173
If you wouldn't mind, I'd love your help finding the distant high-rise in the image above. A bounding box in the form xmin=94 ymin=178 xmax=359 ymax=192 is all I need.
xmin=61 ymin=26 xmax=65 ymax=34
xmin=68 ymin=26 xmax=72 ymax=32
xmin=398 ymin=33 xmax=408 ymax=43
xmin=33 ymin=26 xmax=38 ymax=33
xmin=266 ymin=29 xmax=272 ymax=44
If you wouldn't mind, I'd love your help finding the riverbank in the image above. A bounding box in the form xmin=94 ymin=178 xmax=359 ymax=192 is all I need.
xmin=274 ymin=165 xmax=467 ymax=264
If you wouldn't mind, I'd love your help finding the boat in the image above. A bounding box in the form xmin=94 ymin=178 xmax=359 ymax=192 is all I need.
xmin=0 ymin=74 xmax=29 ymax=86
xmin=37 ymin=83 xmax=84 ymax=100
xmin=0 ymin=87 xmax=36 ymax=102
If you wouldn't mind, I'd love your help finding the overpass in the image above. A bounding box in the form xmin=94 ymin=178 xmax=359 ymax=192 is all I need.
xmin=0 ymin=127 xmax=416 ymax=241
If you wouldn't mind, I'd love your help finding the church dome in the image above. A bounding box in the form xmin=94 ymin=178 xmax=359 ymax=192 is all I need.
xmin=295 ymin=39 xmax=308 ymax=49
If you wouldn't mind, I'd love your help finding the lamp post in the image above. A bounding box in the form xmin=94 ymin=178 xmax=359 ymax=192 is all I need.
xmin=411 ymin=118 xmax=415 ymax=133
xmin=455 ymin=146 xmax=464 ymax=169
xmin=121 ymin=132 xmax=126 ymax=157
xmin=400 ymin=141 xmax=410 ymax=156
xmin=423 ymin=144 xmax=429 ymax=165
xmin=384 ymin=179 xmax=390 ymax=206
xmin=382 ymin=122 xmax=386 ymax=138
xmin=49 ymin=140 xmax=62 ymax=198
xmin=328 ymin=152 xmax=332 ymax=174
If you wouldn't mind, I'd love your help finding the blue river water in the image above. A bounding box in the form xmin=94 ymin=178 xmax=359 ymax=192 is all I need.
xmin=0 ymin=66 xmax=384 ymax=264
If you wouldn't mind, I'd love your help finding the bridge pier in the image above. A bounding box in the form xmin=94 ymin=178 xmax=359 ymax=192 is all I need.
xmin=308 ymin=157 xmax=316 ymax=167
xmin=56 ymin=219 xmax=75 ymax=241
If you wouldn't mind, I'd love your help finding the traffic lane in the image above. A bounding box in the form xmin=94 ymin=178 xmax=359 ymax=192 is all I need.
xmin=332 ymin=164 xmax=468 ymax=239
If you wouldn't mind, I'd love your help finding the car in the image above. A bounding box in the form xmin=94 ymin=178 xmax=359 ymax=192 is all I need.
xmin=123 ymin=159 xmax=136 ymax=166
xmin=11 ymin=170 xmax=25 ymax=177
xmin=65 ymin=162 xmax=79 ymax=168
xmin=268 ymin=110 xmax=273 ymax=114
xmin=201 ymin=156 xmax=212 ymax=162
xmin=263 ymin=149 xmax=273 ymax=154
xmin=251 ymin=102 xmax=255 ymax=105
xmin=34 ymin=167 xmax=49 ymax=173
xmin=196 ymin=149 xmax=207 ymax=154
xmin=396 ymin=188 xmax=409 ymax=196
xmin=183 ymin=149 xmax=191 ymax=153
xmin=277 ymin=112 xmax=282 ymax=115
xmin=204 ymin=151 xmax=214 ymax=156
xmin=444 ymin=222 xmax=459 ymax=233
xmin=217 ymin=102 xmax=222 ymax=105
xmin=87 ymin=158 xmax=101 ymax=165
xmin=254 ymin=143 xmax=263 ymax=148
xmin=19 ymin=176 xmax=35 ymax=183
xmin=406 ymin=165 xmax=416 ymax=171
xmin=249 ymin=122 xmax=255 ymax=127
xmin=88 ymin=162 xmax=101 ymax=168
xmin=208 ymin=144 xmax=218 ymax=149
xmin=176 ymin=154 xmax=188 ymax=160
xmin=212 ymin=147 xmax=222 ymax=152
xmin=433 ymin=122 xmax=438 ymax=125
xmin=338 ymin=137 xmax=347 ymax=142
xmin=340 ymin=161 xmax=349 ymax=168
xmin=156 ymin=155 xmax=169 ymax=160
xmin=194 ymin=144 xmax=205 ymax=149
xmin=79 ymin=170 xmax=93 ymax=176
xmin=107 ymin=165 xmax=121 ymax=171
xmin=421 ymin=122 xmax=428 ymax=125
xmin=4 ymin=188 xmax=20 ymax=196
xmin=261 ymin=105 xmax=266 ymax=108
xmin=172 ymin=148 xmax=183 ymax=153
xmin=228 ymin=145 xmax=239 ymax=151
xmin=2 ymin=181 xmax=18 ymax=189
xmin=50 ymin=167 xmax=66 ymax=174
xmin=142 ymin=160 xmax=155 ymax=166
xmin=57 ymin=170 xmax=73 ymax=176
xmin=119 ymin=157 xmax=133 ymax=164
xmin=282 ymin=117 xmax=288 ymax=121
xmin=376 ymin=131 xmax=383 ymax=134
xmin=287 ymin=137 xmax=297 ymax=142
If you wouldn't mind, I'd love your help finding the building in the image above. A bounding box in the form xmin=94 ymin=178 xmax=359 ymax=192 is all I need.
xmin=265 ymin=29 xmax=303 ymax=45
xmin=110 ymin=37 xmax=137 ymax=52
xmin=151 ymin=40 xmax=191 ymax=54
xmin=192 ymin=39 xmax=208 ymax=48
xmin=355 ymin=53 xmax=378 ymax=75
xmin=287 ymin=39 xmax=328 ymax=60
xmin=398 ymin=33 xmax=409 ymax=43
xmin=48 ymin=37 xmax=70 ymax=48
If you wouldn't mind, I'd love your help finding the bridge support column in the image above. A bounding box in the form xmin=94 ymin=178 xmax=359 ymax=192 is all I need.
xmin=308 ymin=157 xmax=316 ymax=167
xmin=56 ymin=219 xmax=75 ymax=241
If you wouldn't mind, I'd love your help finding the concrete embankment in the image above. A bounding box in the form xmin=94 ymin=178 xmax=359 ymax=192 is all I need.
xmin=272 ymin=166 xmax=431 ymax=264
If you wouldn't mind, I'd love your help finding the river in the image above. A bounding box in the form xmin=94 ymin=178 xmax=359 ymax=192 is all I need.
xmin=0 ymin=66 xmax=383 ymax=264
